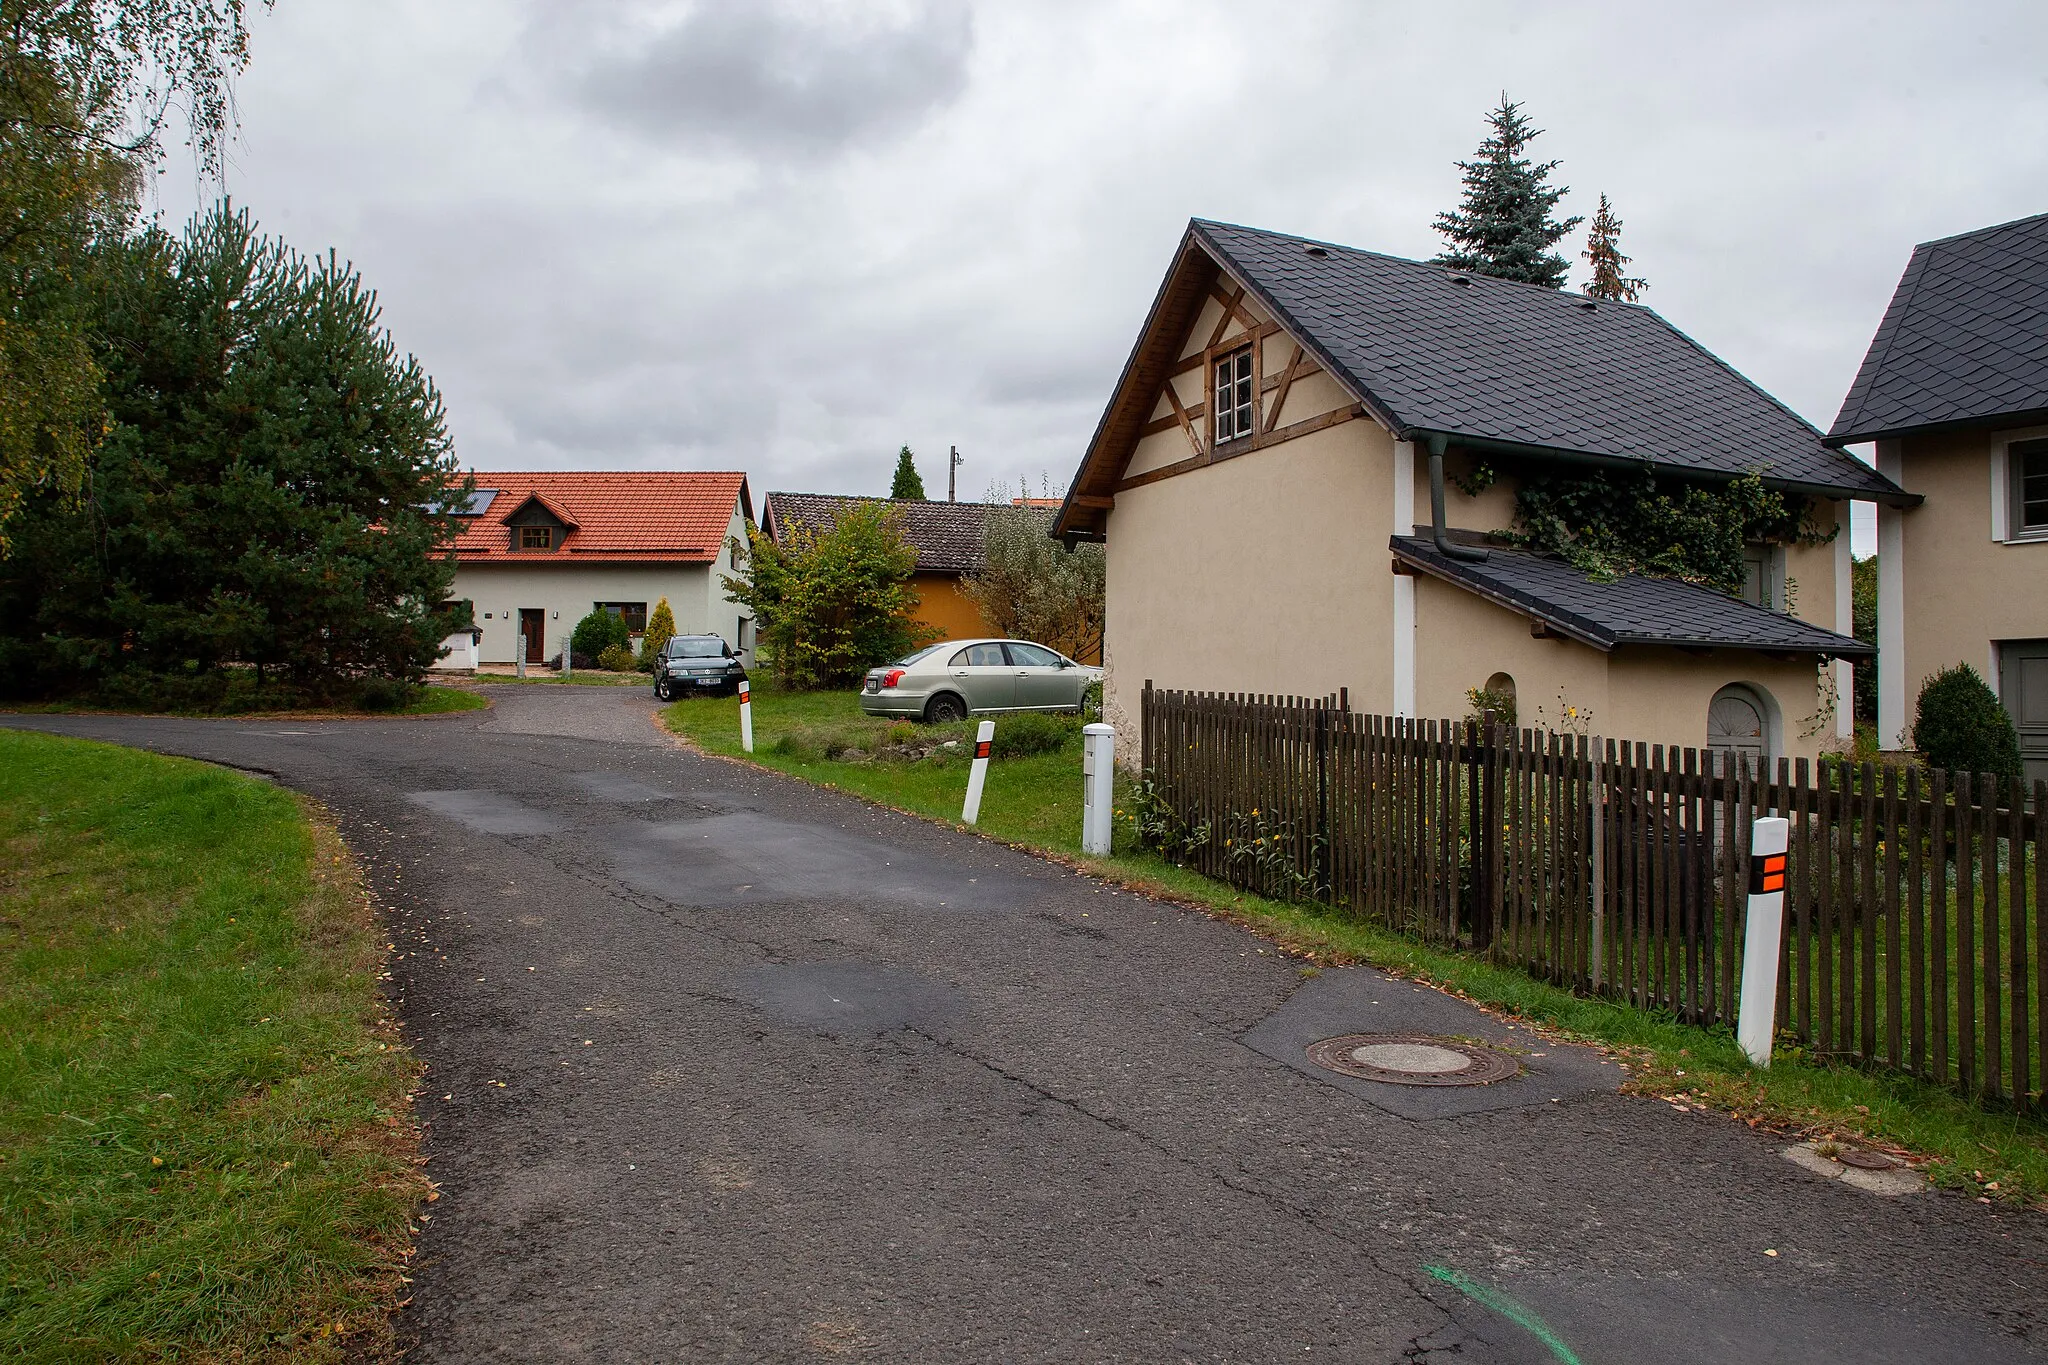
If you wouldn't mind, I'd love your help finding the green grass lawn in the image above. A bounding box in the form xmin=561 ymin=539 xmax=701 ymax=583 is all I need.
xmin=3 ymin=682 xmax=489 ymax=719
xmin=664 ymin=683 xmax=2048 ymax=1207
xmin=0 ymin=731 xmax=428 ymax=1361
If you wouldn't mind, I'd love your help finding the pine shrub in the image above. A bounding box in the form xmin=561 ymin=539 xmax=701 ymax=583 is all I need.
xmin=1912 ymin=664 xmax=2022 ymax=781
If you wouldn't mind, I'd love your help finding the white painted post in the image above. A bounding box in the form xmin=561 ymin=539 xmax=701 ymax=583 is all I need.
xmin=1082 ymin=722 xmax=1114 ymax=855
xmin=1737 ymin=815 xmax=1791 ymax=1066
xmin=961 ymin=719 xmax=995 ymax=825
xmin=515 ymin=630 xmax=527 ymax=679
xmin=738 ymin=679 xmax=754 ymax=753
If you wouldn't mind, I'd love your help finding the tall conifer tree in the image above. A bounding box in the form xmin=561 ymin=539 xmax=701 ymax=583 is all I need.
xmin=1581 ymin=194 xmax=1647 ymax=302
xmin=1432 ymin=96 xmax=1582 ymax=288
xmin=888 ymin=445 xmax=926 ymax=500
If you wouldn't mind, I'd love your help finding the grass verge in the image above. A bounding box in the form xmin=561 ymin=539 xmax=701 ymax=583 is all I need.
xmin=3 ymin=683 xmax=488 ymax=720
xmin=663 ymin=683 xmax=2048 ymax=1208
xmin=0 ymin=731 xmax=428 ymax=1361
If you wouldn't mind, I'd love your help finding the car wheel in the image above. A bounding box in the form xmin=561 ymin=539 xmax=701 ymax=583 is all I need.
xmin=654 ymin=679 xmax=674 ymax=701
xmin=924 ymin=692 xmax=967 ymax=724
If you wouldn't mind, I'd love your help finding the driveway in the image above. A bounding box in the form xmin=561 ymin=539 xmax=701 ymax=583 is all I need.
xmin=9 ymin=685 xmax=2046 ymax=1363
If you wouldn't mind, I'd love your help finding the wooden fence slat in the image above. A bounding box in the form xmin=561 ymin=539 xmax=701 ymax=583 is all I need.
xmin=1906 ymin=765 xmax=1926 ymax=1079
xmin=2010 ymin=778 xmax=2030 ymax=1106
xmin=1884 ymin=763 xmax=1903 ymax=1068
xmin=1956 ymin=771 xmax=1977 ymax=1096
xmin=1983 ymin=772 xmax=2004 ymax=1099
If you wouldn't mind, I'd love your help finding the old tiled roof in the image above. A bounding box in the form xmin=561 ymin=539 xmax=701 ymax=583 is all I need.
xmin=1194 ymin=220 xmax=1904 ymax=502
xmin=1390 ymin=536 xmax=1872 ymax=658
xmin=447 ymin=471 xmax=750 ymax=564
xmin=763 ymin=493 xmax=1046 ymax=575
xmin=1826 ymin=210 xmax=2048 ymax=445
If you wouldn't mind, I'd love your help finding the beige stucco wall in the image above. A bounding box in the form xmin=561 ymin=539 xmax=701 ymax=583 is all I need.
xmin=1102 ymin=416 xmax=1394 ymax=755
xmin=1897 ymin=425 xmax=2048 ymax=695
xmin=1412 ymin=574 xmax=1833 ymax=763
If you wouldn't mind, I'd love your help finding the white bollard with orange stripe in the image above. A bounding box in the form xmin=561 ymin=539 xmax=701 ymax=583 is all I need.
xmin=1737 ymin=815 xmax=1791 ymax=1066
xmin=738 ymin=679 xmax=754 ymax=753
xmin=961 ymin=719 xmax=995 ymax=825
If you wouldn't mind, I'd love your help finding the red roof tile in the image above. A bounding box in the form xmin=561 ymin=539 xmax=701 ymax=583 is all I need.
xmin=448 ymin=471 xmax=751 ymax=564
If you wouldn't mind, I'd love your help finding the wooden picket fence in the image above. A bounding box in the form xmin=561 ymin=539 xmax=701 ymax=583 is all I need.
xmin=1139 ymin=682 xmax=2047 ymax=1107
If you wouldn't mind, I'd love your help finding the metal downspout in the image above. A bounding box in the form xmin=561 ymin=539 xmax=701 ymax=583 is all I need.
xmin=1427 ymin=433 xmax=1489 ymax=562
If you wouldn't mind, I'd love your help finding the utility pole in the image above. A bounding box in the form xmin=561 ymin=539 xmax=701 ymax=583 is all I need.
xmin=948 ymin=445 xmax=962 ymax=502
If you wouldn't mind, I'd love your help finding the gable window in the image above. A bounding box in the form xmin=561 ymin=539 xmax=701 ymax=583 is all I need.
xmin=519 ymin=525 xmax=554 ymax=550
xmin=1213 ymin=346 xmax=1255 ymax=444
xmin=2014 ymin=439 xmax=2048 ymax=537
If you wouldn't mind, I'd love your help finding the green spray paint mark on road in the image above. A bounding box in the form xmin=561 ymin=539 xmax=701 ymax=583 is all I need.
xmin=1424 ymin=1264 xmax=1584 ymax=1365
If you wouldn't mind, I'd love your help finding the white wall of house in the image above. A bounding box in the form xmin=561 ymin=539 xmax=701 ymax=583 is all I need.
xmin=442 ymin=558 xmax=751 ymax=666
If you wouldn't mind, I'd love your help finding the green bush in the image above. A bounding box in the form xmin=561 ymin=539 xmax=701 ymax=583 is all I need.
xmin=1912 ymin=664 xmax=2022 ymax=781
xmin=596 ymin=643 xmax=636 ymax=673
xmin=572 ymin=609 xmax=629 ymax=665
xmin=990 ymin=710 xmax=1079 ymax=759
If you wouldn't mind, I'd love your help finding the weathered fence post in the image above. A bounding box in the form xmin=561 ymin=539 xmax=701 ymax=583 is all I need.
xmin=1474 ymin=710 xmax=1502 ymax=952
xmin=515 ymin=631 xmax=526 ymax=679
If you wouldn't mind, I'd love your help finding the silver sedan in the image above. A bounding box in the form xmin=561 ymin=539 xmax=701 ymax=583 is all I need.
xmin=859 ymin=639 xmax=1103 ymax=723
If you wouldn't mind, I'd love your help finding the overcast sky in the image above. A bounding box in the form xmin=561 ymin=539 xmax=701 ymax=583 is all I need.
xmin=161 ymin=0 xmax=2048 ymax=552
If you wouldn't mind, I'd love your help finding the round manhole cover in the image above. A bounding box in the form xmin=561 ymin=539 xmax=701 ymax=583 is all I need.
xmin=1835 ymin=1147 xmax=1899 ymax=1171
xmin=1306 ymin=1033 xmax=1521 ymax=1086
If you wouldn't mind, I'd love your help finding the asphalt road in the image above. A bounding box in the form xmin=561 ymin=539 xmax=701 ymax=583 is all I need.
xmin=11 ymin=685 xmax=2047 ymax=1363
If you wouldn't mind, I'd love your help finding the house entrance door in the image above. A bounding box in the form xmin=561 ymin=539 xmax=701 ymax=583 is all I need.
xmin=519 ymin=609 xmax=545 ymax=665
xmin=2000 ymin=640 xmax=2048 ymax=785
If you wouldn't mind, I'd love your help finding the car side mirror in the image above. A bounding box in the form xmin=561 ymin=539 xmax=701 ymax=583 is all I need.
xmin=1057 ymin=659 xmax=1072 ymax=669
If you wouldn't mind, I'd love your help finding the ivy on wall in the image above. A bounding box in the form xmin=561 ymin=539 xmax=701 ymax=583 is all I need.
xmin=1455 ymin=463 xmax=1833 ymax=595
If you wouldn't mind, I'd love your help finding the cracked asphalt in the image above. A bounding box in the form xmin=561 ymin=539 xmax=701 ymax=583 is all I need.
xmin=9 ymin=685 xmax=2047 ymax=1363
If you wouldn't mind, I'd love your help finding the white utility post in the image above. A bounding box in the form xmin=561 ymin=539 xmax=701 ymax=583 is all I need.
xmin=1737 ymin=815 xmax=1791 ymax=1066
xmin=561 ymin=635 xmax=572 ymax=679
xmin=738 ymin=679 xmax=754 ymax=753
xmin=961 ymin=720 xmax=995 ymax=825
xmin=1081 ymin=723 xmax=1115 ymax=855
xmin=515 ymin=631 xmax=527 ymax=679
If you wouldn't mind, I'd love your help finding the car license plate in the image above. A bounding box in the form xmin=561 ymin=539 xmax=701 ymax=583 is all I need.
xmin=696 ymin=677 xmax=719 ymax=687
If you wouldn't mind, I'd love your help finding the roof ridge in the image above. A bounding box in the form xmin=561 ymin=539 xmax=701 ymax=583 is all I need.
xmin=1911 ymin=207 xmax=2048 ymax=251
xmin=1191 ymin=216 xmax=1662 ymax=314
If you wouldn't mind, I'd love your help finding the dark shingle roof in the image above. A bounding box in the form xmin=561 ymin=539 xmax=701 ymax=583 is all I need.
xmin=1826 ymin=211 xmax=2048 ymax=445
xmin=1192 ymin=220 xmax=1905 ymax=503
xmin=1389 ymin=536 xmax=1872 ymax=658
xmin=764 ymin=493 xmax=1027 ymax=575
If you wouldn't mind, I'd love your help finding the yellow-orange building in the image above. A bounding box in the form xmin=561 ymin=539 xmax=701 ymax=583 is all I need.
xmin=759 ymin=492 xmax=1008 ymax=647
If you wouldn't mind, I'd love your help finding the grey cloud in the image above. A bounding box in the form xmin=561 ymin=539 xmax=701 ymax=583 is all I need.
xmin=570 ymin=2 xmax=973 ymax=156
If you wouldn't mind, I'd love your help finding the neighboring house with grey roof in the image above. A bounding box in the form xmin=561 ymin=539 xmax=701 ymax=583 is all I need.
xmin=1827 ymin=210 xmax=2048 ymax=779
xmin=1056 ymin=219 xmax=1902 ymax=764
xmin=761 ymin=493 xmax=1009 ymax=647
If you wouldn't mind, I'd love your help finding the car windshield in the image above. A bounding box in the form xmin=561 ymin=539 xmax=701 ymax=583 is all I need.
xmin=668 ymin=638 xmax=727 ymax=658
xmin=890 ymin=643 xmax=947 ymax=667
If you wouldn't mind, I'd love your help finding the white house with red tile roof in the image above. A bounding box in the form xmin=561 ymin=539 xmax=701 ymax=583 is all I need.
xmin=437 ymin=471 xmax=755 ymax=669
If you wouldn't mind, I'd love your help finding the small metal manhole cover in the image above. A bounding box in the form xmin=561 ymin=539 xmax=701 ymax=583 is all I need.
xmin=1835 ymin=1147 xmax=1899 ymax=1171
xmin=1305 ymin=1033 xmax=1521 ymax=1086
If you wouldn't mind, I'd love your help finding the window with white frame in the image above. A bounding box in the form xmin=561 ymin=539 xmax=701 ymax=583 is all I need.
xmin=1213 ymin=346 xmax=1255 ymax=445
xmin=2014 ymin=438 xmax=2048 ymax=537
